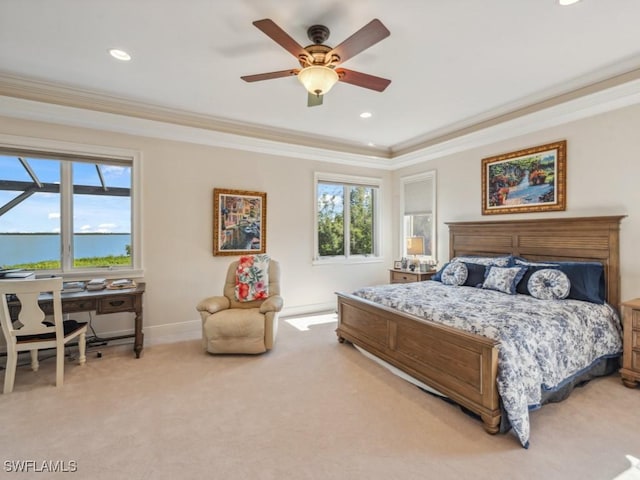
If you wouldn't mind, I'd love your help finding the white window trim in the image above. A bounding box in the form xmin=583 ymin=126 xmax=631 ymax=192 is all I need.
xmin=0 ymin=134 xmax=143 ymax=279
xmin=399 ymin=170 xmax=437 ymax=262
xmin=313 ymin=171 xmax=383 ymax=266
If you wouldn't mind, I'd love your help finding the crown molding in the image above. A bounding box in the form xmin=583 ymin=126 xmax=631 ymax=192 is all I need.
xmin=0 ymin=73 xmax=392 ymax=161
xmin=1 ymin=71 xmax=639 ymax=171
xmin=392 ymin=76 xmax=640 ymax=169
xmin=391 ymin=61 xmax=640 ymax=155
xmin=0 ymin=95 xmax=395 ymax=169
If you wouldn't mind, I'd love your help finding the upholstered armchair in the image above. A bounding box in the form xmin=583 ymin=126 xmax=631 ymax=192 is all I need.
xmin=196 ymin=257 xmax=283 ymax=354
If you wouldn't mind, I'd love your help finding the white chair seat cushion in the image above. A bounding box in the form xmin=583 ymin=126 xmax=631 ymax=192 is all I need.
xmin=203 ymin=308 xmax=266 ymax=354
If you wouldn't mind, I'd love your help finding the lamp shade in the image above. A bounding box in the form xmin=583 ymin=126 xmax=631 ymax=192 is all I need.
xmin=406 ymin=236 xmax=425 ymax=256
xmin=297 ymin=66 xmax=339 ymax=96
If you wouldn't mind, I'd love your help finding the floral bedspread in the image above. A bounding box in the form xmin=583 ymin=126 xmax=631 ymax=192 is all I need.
xmin=351 ymin=281 xmax=623 ymax=447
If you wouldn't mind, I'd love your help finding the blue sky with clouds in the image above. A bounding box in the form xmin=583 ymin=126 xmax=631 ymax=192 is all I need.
xmin=0 ymin=156 xmax=131 ymax=233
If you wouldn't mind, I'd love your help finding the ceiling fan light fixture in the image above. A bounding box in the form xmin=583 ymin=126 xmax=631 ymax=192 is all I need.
xmin=297 ymin=66 xmax=339 ymax=96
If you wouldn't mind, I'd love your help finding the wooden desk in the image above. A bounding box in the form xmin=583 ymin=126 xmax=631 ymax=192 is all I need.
xmin=8 ymin=283 xmax=145 ymax=358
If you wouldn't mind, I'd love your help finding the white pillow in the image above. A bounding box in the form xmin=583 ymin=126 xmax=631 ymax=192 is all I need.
xmin=482 ymin=266 xmax=526 ymax=295
xmin=451 ymin=255 xmax=511 ymax=267
xmin=527 ymin=269 xmax=571 ymax=300
xmin=441 ymin=262 xmax=468 ymax=286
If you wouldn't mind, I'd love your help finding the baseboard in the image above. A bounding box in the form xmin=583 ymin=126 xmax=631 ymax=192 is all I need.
xmin=0 ymin=303 xmax=338 ymax=353
xmin=280 ymin=302 xmax=336 ymax=318
xmin=143 ymin=319 xmax=201 ymax=345
xmin=142 ymin=303 xmax=337 ymax=345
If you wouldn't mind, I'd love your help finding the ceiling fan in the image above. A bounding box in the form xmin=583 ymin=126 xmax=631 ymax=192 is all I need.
xmin=241 ymin=18 xmax=391 ymax=107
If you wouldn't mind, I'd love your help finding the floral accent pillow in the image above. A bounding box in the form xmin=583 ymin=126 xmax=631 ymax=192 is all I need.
xmin=527 ymin=269 xmax=571 ymax=300
xmin=482 ymin=266 xmax=526 ymax=295
xmin=235 ymin=254 xmax=270 ymax=302
xmin=441 ymin=262 xmax=468 ymax=286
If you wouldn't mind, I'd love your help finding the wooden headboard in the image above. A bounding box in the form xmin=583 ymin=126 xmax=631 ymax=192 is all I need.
xmin=447 ymin=216 xmax=625 ymax=308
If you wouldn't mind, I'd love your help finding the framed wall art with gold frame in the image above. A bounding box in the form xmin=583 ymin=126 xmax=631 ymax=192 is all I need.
xmin=213 ymin=188 xmax=266 ymax=256
xmin=481 ymin=140 xmax=566 ymax=215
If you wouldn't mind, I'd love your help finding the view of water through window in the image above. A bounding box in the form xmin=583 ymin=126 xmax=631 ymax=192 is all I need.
xmin=0 ymin=154 xmax=132 ymax=270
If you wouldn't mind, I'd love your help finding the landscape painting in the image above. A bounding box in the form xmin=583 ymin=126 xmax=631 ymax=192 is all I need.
xmin=481 ymin=140 xmax=566 ymax=215
xmin=213 ymin=188 xmax=266 ymax=256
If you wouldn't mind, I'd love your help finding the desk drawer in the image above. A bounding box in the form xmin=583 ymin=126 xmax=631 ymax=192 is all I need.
xmin=97 ymin=295 xmax=135 ymax=313
xmin=43 ymin=299 xmax=97 ymax=314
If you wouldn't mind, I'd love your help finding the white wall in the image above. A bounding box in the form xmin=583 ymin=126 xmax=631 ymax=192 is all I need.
xmin=393 ymin=103 xmax=640 ymax=302
xmin=3 ymin=102 xmax=638 ymax=341
xmin=0 ymin=116 xmax=393 ymax=341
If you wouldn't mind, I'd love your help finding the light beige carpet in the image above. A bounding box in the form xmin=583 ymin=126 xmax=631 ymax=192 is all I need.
xmin=1 ymin=315 xmax=638 ymax=480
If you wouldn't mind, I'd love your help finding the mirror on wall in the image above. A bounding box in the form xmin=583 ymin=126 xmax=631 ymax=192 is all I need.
xmin=400 ymin=171 xmax=436 ymax=263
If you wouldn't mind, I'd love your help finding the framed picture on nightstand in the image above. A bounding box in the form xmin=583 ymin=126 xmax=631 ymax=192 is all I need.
xmin=393 ymin=260 xmax=402 ymax=269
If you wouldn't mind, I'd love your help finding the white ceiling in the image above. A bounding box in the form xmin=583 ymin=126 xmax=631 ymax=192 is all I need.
xmin=1 ymin=0 xmax=640 ymax=159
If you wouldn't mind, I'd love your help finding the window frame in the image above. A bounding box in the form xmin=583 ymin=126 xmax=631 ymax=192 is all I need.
xmin=313 ymin=172 xmax=382 ymax=265
xmin=399 ymin=170 xmax=437 ymax=262
xmin=0 ymin=134 xmax=143 ymax=279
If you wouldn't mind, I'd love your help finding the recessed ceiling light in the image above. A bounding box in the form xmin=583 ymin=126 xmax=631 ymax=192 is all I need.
xmin=360 ymin=112 xmax=372 ymax=119
xmin=108 ymin=48 xmax=132 ymax=61
xmin=558 ymin=0 xmax=581 ymax=5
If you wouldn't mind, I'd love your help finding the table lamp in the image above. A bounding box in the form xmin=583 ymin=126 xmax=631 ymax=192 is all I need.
xmin=406 ymin=236 xmax=425 ymax=257
xmin=406 ymin=236 xmax=424 ymax=271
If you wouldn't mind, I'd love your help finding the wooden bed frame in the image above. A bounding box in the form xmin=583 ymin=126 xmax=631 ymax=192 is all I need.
xmin=336 ymin=216 xmax=624 ymax=434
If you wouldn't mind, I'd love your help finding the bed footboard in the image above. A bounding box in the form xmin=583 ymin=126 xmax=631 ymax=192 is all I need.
xmin=336 ymin=292 xmax=501 ymax=434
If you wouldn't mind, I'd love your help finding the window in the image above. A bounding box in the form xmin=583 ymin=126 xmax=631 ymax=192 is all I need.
xmin=0 ymin=137 xmax=141 ymax=276
xmin=401 ymin=171 xmax=436 ymax=262
xmin=314 ymin=172 xmax=381 ymax=263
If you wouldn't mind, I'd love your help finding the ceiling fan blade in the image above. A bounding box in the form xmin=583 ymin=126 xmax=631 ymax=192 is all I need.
xmin=307 ymin=92 xmax=323 ymax=107
xmin=252 ymin=19 xmax=307 ymax=59
xmin=336 ymin=68 xmax=391 ymax=92
xmin=329 ymin=19 xmax=390 ymax=64
xmin=241 ymin=69 xmax=299 ymax=82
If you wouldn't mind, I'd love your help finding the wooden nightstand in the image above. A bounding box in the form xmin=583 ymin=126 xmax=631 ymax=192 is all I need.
xmin=620 ymin=298 xmax=640 ymax=388
xmin=389 ymin=269 xmax=435 ymax=284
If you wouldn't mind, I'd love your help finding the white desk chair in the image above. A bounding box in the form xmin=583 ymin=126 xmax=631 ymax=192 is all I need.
xmin=0 ymin=277 xmax=87 ymax=393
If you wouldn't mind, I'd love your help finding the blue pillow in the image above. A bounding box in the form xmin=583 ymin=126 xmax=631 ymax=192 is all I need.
xmin=555 ymin=262 xmax=605 ymax=304
xmin=463 ymin=262 xmax=487 ymax=288
xmin=514 ymin=259 xmax=605 ymax=304
xmin=432 ymin=263 xmax=448 ymax=282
